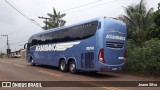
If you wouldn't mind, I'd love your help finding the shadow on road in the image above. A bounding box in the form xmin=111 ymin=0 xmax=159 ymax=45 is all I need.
xmin=28 ymin=64 xmax=60 ymax=71
xmin=75 ymin=72 xmax=118 ymax=79
xmin=29 ymin=64 xmax=118 ymax=79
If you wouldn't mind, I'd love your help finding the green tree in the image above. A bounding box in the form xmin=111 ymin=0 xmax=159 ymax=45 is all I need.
xmin=43 ymin=7 xmax=66 ymax=30
xmin=153 ymin=3 xmax=160 ymax=26
xmin=119 ymin=0 xmax=153 ymax=46
xmin=147 ymin=3 xmax=160 ymax=39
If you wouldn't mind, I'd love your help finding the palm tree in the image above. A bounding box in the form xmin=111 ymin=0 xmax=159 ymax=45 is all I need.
xmin=43 ymin=7 xmax=66 ymax=29
xmin=149 ymin=3 xmax=160 ymax=39
xmin=153 ymin=3 xmax=160 ymax=26
xmin=119 ymin=0 xmax=153 ymax=45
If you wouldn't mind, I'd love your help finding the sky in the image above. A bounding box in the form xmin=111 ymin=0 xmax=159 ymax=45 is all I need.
xmin=0 ymin=0 xmax=159 ymax=53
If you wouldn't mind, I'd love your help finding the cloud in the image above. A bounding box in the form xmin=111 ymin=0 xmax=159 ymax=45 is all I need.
xmin=0 ymin=0 xmax=159 ymax=52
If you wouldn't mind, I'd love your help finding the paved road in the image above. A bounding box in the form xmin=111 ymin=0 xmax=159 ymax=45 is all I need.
xmin=0 ymin=58 xmax=159 ymax=90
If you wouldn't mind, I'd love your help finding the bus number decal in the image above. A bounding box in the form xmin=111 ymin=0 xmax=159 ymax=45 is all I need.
xmin=86 ymin=47 xmax=94 ymax=50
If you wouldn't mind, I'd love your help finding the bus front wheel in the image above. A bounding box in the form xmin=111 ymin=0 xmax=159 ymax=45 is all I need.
xmin=31 ymin=59 xmax=35 ymax=66
xmin=69 ymin=60 xmax=76 ymax=74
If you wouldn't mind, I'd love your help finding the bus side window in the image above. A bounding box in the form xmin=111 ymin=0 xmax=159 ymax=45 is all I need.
xmin=98 ymin=22 xmax=101 ymax=29
xmin=24 ymin=43 xmax=28 ymax=49
xmin=27 ymin=43 xmax=31 ymax=51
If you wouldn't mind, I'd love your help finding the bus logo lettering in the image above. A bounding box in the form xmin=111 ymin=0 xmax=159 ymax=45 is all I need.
xmin=35 ymin=41 xmax=81 ymax=52
xmin=106 ymin=34 xmax=125 ymax=40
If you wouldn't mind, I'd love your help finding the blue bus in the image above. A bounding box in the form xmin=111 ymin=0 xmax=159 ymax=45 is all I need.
xmin=25 ymin=17 xmax=127 ymax=73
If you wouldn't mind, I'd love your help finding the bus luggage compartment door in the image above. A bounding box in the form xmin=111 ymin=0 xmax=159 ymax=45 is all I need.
xmin=81 ymin=52 xmax=94 ymax=69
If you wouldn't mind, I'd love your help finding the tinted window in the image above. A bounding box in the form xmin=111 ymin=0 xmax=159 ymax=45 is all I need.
xmin=31 ymin=21 xmax=99 ymax=46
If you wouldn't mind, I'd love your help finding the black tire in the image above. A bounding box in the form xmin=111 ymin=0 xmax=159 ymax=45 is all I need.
xmin=69 ymin=60 xmax=77 ymax=74
xmin=59 ymin=60 xmax=67 ymax=72
xmin=31 ymin=59 xmax=36 ymax=66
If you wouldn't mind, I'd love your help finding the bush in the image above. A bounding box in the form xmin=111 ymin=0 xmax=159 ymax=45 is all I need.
xmin=124 ymin=39 xmax=160 ymax=76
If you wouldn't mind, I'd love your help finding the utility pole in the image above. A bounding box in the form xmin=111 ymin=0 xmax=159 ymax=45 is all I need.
xmin=1 ymin=34 xmax=11 ymax=58
xmin=0 ymin=50 xmax=2 ymax=58
xmin=38 ymin=16 xmax=50 ymax=30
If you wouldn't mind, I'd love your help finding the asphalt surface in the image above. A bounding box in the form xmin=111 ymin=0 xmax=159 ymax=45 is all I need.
xmin=0 ymin=58 xmax=159 ymax=90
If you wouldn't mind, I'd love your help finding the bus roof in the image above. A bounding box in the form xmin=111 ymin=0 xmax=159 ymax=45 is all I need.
xmin=32 ymin=17 xmax=123 ymax=36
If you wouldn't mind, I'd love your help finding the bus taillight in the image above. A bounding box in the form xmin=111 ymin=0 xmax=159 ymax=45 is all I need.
xmin=98 ymin=48 xmax=105 ymax=63
xmin=124 ymin=50 xmax=126 ymax=61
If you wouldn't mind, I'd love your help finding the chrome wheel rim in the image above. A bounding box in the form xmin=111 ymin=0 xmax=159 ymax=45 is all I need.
xmin=31 ymin=60 xmax=33 ymax=63
xmin=70 ymin=63 xmax=75 ymax=72
xmin=60 ymin=62 xmax=65 ymax=70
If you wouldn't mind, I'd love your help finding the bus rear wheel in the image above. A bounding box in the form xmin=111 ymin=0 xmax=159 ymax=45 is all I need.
xmin=59 ymin=60 xmax=67 ymax=72
xmin=69 ymin=60 xmax=76 ymax=74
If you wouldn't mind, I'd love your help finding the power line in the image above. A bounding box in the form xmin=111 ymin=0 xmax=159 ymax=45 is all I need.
xmin=38 ymin=16 xmax=50 ymax=30
xmin=60 ymin=0 xmax=103 ymax=12
xmin=9 ymin=25 xmax=42 ymax=42
xmin=10 ymin=43 xmax=25 ymax=46
xmin=0 ymin=45 xmax=6 ymax=51
xmin=0 ymin=38 xmax=7 ymax=43
xmin=4 ymin=0 xmax=119 ymax=45
xmin=10 ymin=34 xmax=30 ymax=41
xmin=9 ymin=34 xmax=31 ymax=41
xmin=10 ymin=40 xmax=28 ymax=45
xmin=66 ymin=0 xmax=119 ymax=14
xmin=4 ymin=0 xmax=42 ymax=28
xmin=8 ymin=23 xmax=37 ymax=36
xmin=7 ymin=22 xmax=30 ymax=35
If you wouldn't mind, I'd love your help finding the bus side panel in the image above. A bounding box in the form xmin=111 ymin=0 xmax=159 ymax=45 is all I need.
xmin=75 ymin=36 xmax=96 ymax=71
